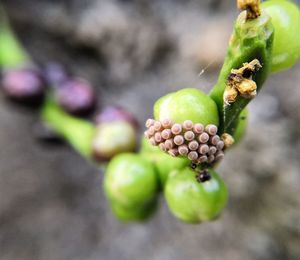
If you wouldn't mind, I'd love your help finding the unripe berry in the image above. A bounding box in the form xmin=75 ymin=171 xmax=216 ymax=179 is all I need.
xmin=165 ymin=168 xmax=228 ymax=223
xmin=154 ymin=88 xmax=219 ymax=126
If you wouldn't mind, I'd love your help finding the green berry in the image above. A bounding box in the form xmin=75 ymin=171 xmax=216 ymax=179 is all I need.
xmin=262 ymin=0 xmax=300 ymax=72
xmin=104 ymin=153 xmax=158 ymax=208
xmin=110 ymin=199 xmax=157 ymax=222
xmin=154 ymin=88 xmax=219 ymax=126
xmin=165 ymin=168 xmax=228 ymax=223
xmin=92 ymin=121 xmax=136 ymax=160
xmin=140 ymin=138 xmax=190 ymax=187
xmin=233 ymin=108 xmax=248 ymax=145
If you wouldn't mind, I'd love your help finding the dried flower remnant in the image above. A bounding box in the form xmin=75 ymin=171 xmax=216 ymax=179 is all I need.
xmin=237 ymin=0 xmax=261 ymax=20
xmin=144 ymin=119 xmax=234 ymax=165
xmin=223 ymin=59 xmax=262 ymax=105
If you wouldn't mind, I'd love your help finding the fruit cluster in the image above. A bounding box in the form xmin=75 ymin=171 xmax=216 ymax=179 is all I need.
xmin=1 ymin=0 xmax=300 ymax=224
xmin=0 ymin=58 xmax=138 ymax=161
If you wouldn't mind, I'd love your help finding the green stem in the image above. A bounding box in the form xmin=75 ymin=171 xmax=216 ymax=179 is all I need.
xmin=0 ymin=5 xmax=30 ymax=67
xmin=210 ymin=11 xmax=274 ymax=135
xmin=41 ymin=96 xmax=96 ymax=159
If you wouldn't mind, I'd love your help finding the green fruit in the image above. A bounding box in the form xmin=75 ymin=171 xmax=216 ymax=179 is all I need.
xmin=140 ymin=136 xmax=161 ymax=154
xmin=104 ymin=153 xmax=158 ymax=208
xmin=233 ymin=108 xmax=248 ymax=145
xmin=154 ymin=88 xmax=219 ymax=126
xmin=165 ymin=168 xmax=228 ymax=223
xmin=140 ymin=137 xmax=190 ymax=187
xmin=92 ymin=121 xmax=136 ymax=160
xmin=262 ymin=0 xmax=300 ymax=72
xmin=110 ymin=199 xmax=157 ymax=222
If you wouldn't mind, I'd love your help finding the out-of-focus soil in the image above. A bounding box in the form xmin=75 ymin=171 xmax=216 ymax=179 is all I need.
xmin=0 ymin=0 xmax=300 ymax=259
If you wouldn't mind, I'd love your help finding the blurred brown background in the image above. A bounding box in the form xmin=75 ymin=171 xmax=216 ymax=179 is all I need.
xmin=0 ymin=0 xmax=300 ymax=259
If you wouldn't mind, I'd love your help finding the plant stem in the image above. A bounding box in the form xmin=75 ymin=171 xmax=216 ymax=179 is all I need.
xmin=41 ymin=96 xmax=96 ymax=159
xmin=0 ymin=5 xmax=30 ymax=68
xmin=210 ymin=10 xmax=274 ymax=135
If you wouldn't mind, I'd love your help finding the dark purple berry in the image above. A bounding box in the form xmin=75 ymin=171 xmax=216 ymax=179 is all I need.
xmin=94 ymin=106 xmax=138 ymax=128
xmin=56 ymin=78 xmax=96 ymax=116
xmin=1 ymin=68 xmax=45 ymax=104
xmin=43 ymin=62 xmax=69 ymax=85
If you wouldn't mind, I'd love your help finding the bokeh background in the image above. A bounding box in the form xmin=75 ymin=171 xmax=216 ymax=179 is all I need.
xmin=0 ymin=0 xmax=300 ymax=259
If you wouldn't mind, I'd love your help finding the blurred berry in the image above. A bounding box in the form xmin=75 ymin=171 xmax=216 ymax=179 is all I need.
xmin=56 ymin=78 xmax=96 ymax=116
xmin=92 ymin=121 xmax=137 ymax=161
xmin=94 ymin=105 xmax=138 ymax=128
xmin=1 ymin=68 xmax=45 ymax=104
xmin=43 ymin=62 xmax=69 ymax=86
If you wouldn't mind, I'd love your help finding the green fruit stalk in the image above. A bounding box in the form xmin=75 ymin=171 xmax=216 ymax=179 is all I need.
xmin=210 ymin=7 xmax=274 ymax=135
xmin=0 ymin=6 xmax=29 ymax=67
xmin=41 ymin=97 xmax=96 ymax=158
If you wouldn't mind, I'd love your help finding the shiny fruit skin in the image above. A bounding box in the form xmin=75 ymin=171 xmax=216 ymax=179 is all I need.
xmin=1 ymin=68 xmax=45 ymax=103
xmin=110 ymin=199 xmax=157 ymax=222
xmin=104 ymin=153 xmax=158 ymax=208
xmin=154 ymin=88 xmax=219 ymax=126
xmin=92 ymin=121 xmax=136 ymax=161
xmin=262 ymin=0 xmax=300 ymax=72
xmin=140 ymin=137 xmax=190 ymax=187
xmin=165 ymin=167 xmax=228 ymax=223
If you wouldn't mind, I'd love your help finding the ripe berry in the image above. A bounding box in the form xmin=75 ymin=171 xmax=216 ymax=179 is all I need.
xmin=56 ymin=78 xmax=96 ymax=116
xmin=1 ymin=68 xmax=45 ymax=104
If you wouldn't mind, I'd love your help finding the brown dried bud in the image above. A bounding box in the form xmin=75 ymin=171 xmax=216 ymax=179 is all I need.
xmin=184 ymin=131 xmax=195 ymax=141
xmin=221 ymin=133 xmax=235 ymax=148
xmin=178 ymin=145 xmax=189 ymax=156
xmin=174 ymin=135 xmax=185 ymax=146
xmin=171 ymin=123 xmax=182 ymax=135
xmin=236 ymin=79 xmax=257 ymax=98
xmin=224 ymin=86 xmax=238 ymax=105
xmin=237 ymin=0 xmax=261 ymax=20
